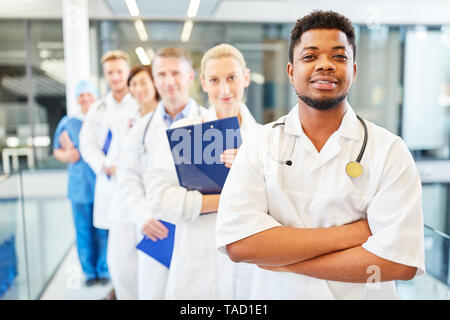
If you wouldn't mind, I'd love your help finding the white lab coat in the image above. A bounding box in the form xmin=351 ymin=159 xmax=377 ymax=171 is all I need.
xmin=105 ymin=106 xmax=144 ymax=300
xmin=79 ymin=92 xmax=138 ymax=229
xmin=108 ymin=106 xmax=142 ymax=223
xmin=117 ymin=99 xmax=206 ymax=299
xmin=147 ymin=103 xmax=259 ymax=300
xmin=216 ymin=104 xmax=426 ymax=300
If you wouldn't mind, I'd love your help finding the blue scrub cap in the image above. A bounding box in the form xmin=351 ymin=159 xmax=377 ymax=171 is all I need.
xmin=75 ymin=80 xmax=99 ymax=99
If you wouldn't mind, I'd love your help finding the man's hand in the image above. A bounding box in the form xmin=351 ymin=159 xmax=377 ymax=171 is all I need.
xmin=220 ymin=148 xmax=239 ymax=168
xmin=66 ymin=147 xmax=80 ymax=163
xmin=141 ymin=218 xmax=169 ymax=242
xmin=54 ymin=147 xmax=80 ymax=163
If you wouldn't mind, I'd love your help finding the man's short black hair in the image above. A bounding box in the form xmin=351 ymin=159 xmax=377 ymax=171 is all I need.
xmin=289 ymin=10 xmax=356 ymax=63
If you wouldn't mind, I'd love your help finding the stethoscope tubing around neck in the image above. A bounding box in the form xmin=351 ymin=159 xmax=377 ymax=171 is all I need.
xmin=354 ymin=114 xmax=368 ymax=163
xmin=140 ymin=103 xmax=202 ymax=154
xmin=270 ymin=114 xmax=368 ymax=175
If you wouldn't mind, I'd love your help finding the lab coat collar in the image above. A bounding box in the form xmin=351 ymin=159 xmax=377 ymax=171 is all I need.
xmin=186 ymin=98 xmax=203 ymax=118
xmin=105 ymin=91 xmax=134 ymax=106
xmin=160 ymin=98 xmax=201 ymax=120
xmin=72 ymin=112 xmax=86 ymax=121
xmin=284 ymin=103 xmax=361 ymax=141
xmin=238 ymin=103 xmax=258 ymax=132
xmin=284 ymin=104 xmax=304 ymax=137
xmin=153 ymin=100 xmax=172 ymax=127
xmin=336 ymin=105 xmax=361 ymax=141
xmin=154 ymin=100 xmax=164 ymax=117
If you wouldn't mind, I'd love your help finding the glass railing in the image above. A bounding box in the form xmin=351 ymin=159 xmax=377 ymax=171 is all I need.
xmin=0 ymin=168 xmax=74 ymax=300
xmin=396 ymin=225 xmax=450 ymax=299
xmin=0 ymin=172 xmax=23 ymax=299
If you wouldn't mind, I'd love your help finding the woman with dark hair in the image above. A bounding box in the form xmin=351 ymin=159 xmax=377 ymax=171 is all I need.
xmin=127 ymin=64 xmax=160 ymax=120
xmin=107 ymin=64 xmax=160 ymax=300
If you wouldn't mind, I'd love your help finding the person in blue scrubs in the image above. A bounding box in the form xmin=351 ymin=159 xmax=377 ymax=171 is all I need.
xmin=53 ymin=80 xmax=110 ymax=287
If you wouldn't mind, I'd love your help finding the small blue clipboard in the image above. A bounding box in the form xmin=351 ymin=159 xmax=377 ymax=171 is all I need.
xmin=136 ymin=220 xmax=175 ymax=268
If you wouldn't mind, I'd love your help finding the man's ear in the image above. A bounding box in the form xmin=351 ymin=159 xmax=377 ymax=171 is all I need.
xmin=286 ymin=62 xmax=294 ymax=84
xmin=352 ymin=63 xmax=357 ymax=83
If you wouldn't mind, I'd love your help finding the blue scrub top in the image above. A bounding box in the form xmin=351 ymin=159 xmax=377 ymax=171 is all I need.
xmin=53 ymin=116 xmax=96 ymax=204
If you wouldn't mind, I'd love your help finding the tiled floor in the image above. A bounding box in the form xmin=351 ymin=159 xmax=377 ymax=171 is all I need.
xmin=40 ymin=245 xmax=113 ymax=300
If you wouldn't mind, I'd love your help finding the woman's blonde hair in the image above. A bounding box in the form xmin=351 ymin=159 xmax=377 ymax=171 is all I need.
xmin=200 ymin=43 xmax=247 ymax=75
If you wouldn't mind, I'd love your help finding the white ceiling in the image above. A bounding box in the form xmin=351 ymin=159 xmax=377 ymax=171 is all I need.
xmin=0 ymin=0 xmax=450 ymax=25
xmin=104 ymin=0 xmax=221 ymax=19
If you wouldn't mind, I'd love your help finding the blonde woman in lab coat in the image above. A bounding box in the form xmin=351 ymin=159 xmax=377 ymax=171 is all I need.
xmin=146 ymin=44 xmax=259 ymax=299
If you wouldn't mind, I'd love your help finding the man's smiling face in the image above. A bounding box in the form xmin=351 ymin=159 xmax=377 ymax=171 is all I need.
xmin=287 ymin=28 xmax=357 ymax=111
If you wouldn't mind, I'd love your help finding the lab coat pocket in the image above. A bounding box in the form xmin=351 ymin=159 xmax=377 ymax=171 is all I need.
xmin=281 ymin=190 xmax=369 ymax=228
xmin=308 ymin=192 xmax=369 ymax=227
xmin=263 ymin=158 xmax=283 ymax=188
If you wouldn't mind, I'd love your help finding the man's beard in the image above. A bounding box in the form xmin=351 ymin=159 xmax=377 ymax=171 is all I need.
xmin=297 ymin=92 xmax=347 ymax=111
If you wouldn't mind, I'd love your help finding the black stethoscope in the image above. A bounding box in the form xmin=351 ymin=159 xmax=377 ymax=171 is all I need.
xmin=139 ymin=103 xmax=203 ymax=155
xmin=270 ymin=114 xmax=368 ymax=178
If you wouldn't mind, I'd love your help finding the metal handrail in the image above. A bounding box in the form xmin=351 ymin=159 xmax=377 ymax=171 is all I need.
xmin=424 ymin=224 xmax=450 ymax=240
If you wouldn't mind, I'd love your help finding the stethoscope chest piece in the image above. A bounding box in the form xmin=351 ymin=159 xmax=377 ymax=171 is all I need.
xmin=345 ymin=161 xmax=363 ymax=178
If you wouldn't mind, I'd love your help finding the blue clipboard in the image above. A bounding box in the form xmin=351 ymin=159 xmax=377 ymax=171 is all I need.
xmin=166 ymin=116 xmax=242 ymax=194
xmin=136 ymin=220 xmax=175 ymax=269
xmin=102 ymin=129 xmax=112 ymax=155
xmin=102 ymin=129 xmax=112 ymax=179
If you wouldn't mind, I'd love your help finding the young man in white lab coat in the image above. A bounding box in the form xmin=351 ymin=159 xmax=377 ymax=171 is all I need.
xmin=117 ymin=47 xmax=206 ymax=299
xmin=79 ymin=50 xmax=138 ymax=299
xmin=216 ymin=10 xmax=425 ymax=299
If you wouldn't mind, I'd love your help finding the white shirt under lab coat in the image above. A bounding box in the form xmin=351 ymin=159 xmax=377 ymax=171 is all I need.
xmin=147 ymin=103 xmax=259 ymax=299
xmin=216 ymin=104 xmax=426 ymax=300
xmin=79 ymin=91 xmax=138 ymax=229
